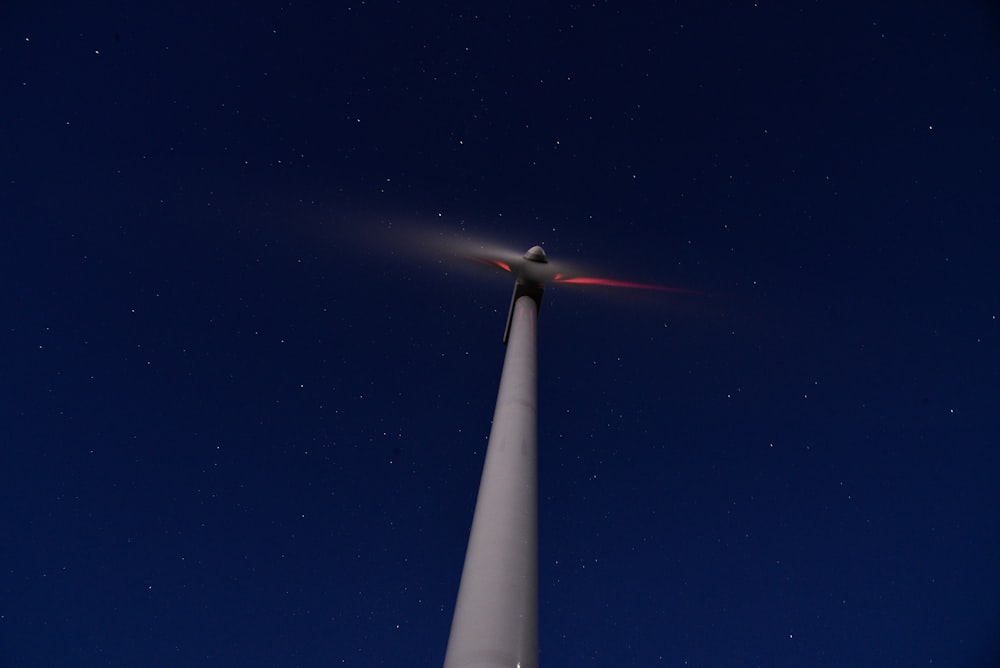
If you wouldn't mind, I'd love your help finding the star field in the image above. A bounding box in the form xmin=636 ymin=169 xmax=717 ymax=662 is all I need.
xmin=2 ymin=2 xmax=999 ymax=666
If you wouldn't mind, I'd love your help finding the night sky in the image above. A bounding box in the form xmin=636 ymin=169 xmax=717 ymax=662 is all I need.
xmin=3 ymin=2 xmax=1000 ymax=666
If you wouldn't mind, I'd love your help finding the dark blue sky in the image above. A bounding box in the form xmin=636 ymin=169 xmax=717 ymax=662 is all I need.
xmin=2 ymin=2 xmax=999 ymax=666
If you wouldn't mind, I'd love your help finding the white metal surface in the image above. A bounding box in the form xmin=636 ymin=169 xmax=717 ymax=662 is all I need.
xmin=443 ymin=294 xmax=539 ymax=668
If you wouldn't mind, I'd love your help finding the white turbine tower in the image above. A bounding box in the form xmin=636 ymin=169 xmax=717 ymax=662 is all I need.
xmin=441 ymin=243 xmax=696 ymax=668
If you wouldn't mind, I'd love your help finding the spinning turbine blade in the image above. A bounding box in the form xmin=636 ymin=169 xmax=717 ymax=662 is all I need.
xmin=552 ymin=275 xmax=701 ymax=293
xmin=361 ymin=222 xmax=701 ymax=297
xmin=473 ymin=257 xmax=513 ymax=273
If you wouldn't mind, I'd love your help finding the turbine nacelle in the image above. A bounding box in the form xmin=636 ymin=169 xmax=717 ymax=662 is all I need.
xmin=522 ymin=245 xmax=548 ymax=264
xmin=513 ymin=245 xmax=551 ymax=288
xmin=482 ymin=245 xmax=553 ymax=287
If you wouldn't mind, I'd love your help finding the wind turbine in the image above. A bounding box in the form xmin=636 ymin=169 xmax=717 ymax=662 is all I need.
xmin=440 ymin=242 xmax=696 ymax=668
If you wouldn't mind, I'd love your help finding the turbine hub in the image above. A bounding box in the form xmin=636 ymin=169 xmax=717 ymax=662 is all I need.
xmin=523 ymin=246 xmax=547 ymax=263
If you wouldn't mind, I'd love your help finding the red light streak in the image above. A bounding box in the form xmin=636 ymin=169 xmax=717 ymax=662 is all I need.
xmin=553 ymin=276 xmax=699 ymax=293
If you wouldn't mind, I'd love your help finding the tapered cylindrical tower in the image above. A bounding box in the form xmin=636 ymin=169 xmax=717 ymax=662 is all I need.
xmin=443 ymin=291 xmax=540 ymax=668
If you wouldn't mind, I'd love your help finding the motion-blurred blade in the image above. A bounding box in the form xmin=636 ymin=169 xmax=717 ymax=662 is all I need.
xmin=552 ymin=275 xmax=700 ymax=293
xmin=483 ymin=258 xmax=513 ymax=272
